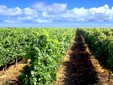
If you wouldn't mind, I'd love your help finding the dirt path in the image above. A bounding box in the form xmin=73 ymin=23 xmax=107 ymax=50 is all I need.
xmin=54 ymin=31 xmax=113 ymax=85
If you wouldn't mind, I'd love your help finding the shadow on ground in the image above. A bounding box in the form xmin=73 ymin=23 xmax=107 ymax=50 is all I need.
xmin=62 ymin=30 xmax=99 ymax=85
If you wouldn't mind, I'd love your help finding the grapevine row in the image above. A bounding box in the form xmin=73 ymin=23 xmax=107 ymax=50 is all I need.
xmin=0 ymin=28 xmax=75 ymax=85
xmin=79 ymin=28 xmax=113 ymax=70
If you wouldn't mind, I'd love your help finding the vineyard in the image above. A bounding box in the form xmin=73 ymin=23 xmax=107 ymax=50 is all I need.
xmin=0 ymin=28 xmax=75 ymax=85
xmin=79 ymin=28 xmax=113 ymax=70
xmin=0 ymin=28 xmax=113 ymax=85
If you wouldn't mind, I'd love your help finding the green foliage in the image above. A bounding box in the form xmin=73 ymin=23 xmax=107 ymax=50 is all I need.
xmin=79 ymin=28 xmax=113 ymax=70
xmin=19 ymin=29 xmax=75 ymax=85
xmin=0 ymin=28 xmax=75 ymax=85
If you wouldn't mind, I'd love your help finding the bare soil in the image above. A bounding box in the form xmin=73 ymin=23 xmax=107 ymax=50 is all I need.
xmin=0 ymin=61 xmax=26 ymax=85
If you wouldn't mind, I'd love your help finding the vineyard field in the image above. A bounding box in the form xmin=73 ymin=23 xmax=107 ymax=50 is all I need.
xmin=0 ymin=28 xmax=75 ymax=85
xmin=1 ymin=28 xmax=113 ymax=85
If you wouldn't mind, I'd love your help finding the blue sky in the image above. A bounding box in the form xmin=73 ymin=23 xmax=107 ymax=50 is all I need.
xmin=0 ymin=0 xmax=113 ymax=27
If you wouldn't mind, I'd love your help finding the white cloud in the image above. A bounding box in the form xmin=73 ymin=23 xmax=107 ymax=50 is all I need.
xmin=4 ymin=20 xmax=15 ymax=23
xmin=3 ymin=19 xmax=21 ymax=23
xmin=35 ymin=19 xmax=52 ymax=23
xmin=23 ymin=7 xmax=37 ymax=16
xmin=0 ymin=3 xmax=113 ymax=23
xmin=60 ymin=8 xmax=90 ymax=22
xmin=0 ymin=5 xmax=22 ymax=16
xmin=32 ymin=2 xmax=67 ymax=13
xmin=89 ymin=4 xmax=113 ymax=21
